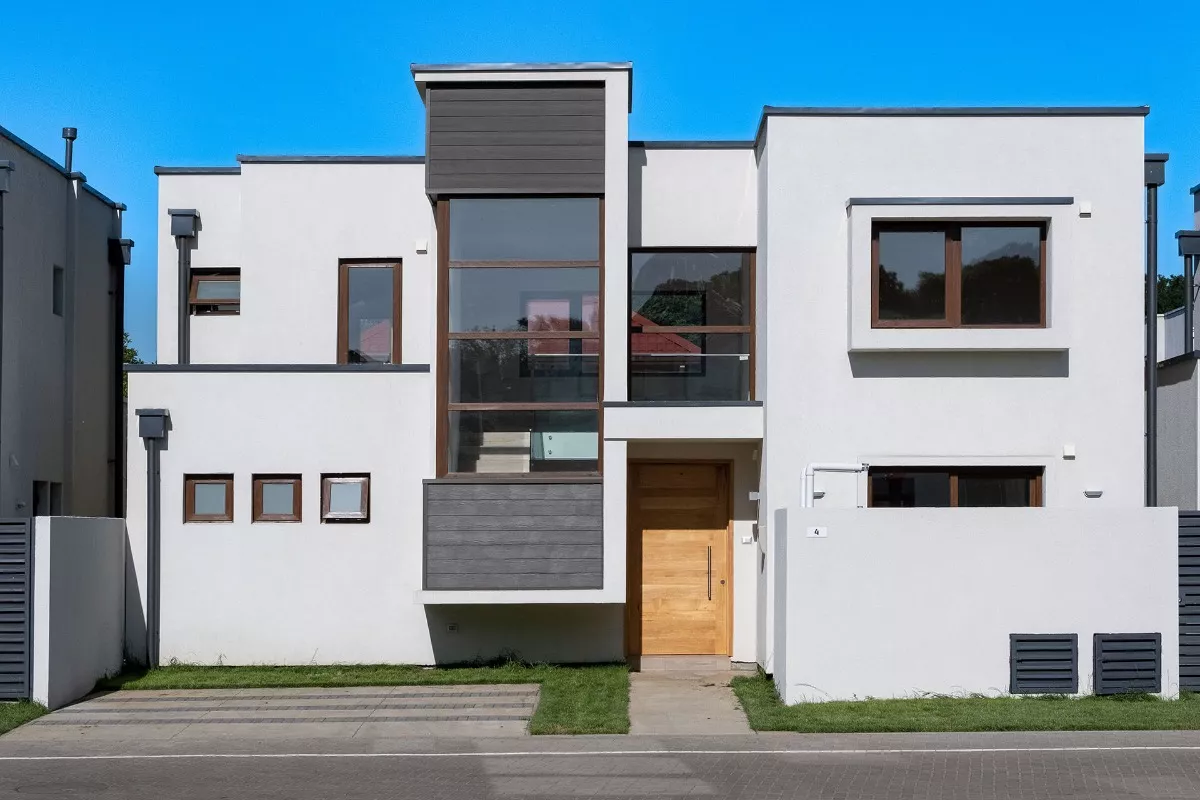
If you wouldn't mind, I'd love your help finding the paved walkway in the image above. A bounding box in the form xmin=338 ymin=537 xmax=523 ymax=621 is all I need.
xmin=7 ymin=685 xmax=541 ymax=743
xmin=629 ymin=670 xmax=751 ymax=735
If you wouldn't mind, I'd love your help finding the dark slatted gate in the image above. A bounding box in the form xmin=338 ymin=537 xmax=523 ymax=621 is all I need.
xmin=1180 ymin=511 xmax=1200 ymax=691
xmin=0 ymin=519 xmax=32 ymax=699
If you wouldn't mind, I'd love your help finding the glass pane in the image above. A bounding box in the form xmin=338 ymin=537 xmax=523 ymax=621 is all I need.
xmin=630 ymin=252 xmax=751 ymax=326
xmin=346 ymin=267 xmax=394 ymax=363
xmin=876 ymin=230 xmax=946 ymax=321
xmin=450 ymin=339 xmax=598 ymax=403
xmin=449 ymin=198 xmax=600 ymax=262
xmin=193 ymin=483 xmax=227 ymax=515
xmin=261 ymin=483 xmax=294 ymax=516
xmin=328 ymin=482 xmax=364 ymax=514
xmin=961 ymin=226 xmax=1042 ymax=325
xmin=870 ymin=471 xmax=951 ymax=507
xmin=449 ymin=410 xmax=599 ymax=474
xmin=195 ymin=278 xmax=240 ymax=301
xmin=958 ymin=475 xmax=1032 ymax=507
xmin=449 ymin=268 xmax=599 ymax=333
xmin=630 ymin=333 xmax=750 ymax=401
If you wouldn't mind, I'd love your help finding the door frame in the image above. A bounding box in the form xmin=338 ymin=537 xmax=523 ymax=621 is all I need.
xmin=625 ymin=459 xmax=734 ymax=658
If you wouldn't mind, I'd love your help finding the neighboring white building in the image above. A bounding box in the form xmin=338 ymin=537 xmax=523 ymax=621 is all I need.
xmin=0 ymin=125 xmax=130 ymax=519
xmin=128 ymin=62 xmax=1178 ymax=701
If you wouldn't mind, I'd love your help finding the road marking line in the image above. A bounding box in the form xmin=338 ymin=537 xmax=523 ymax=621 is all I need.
xmin=4 ymin=745 xmax=1200 ymax=761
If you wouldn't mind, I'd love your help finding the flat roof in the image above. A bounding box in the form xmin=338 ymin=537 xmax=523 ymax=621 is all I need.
xmin=154 ymin=166 xmax=241 ymax=175
xmin=411 ymin=61 xmax=632 ymax=73
xmin=0 ymin=123 xmax=124 ymax=209
xmin=236 ymin=155 xmax=423 ymax=164
xmin=630 ymin=140 xmax=754 ymax=150
xmin=1191 ymin=183 xmax=1199 ymax=195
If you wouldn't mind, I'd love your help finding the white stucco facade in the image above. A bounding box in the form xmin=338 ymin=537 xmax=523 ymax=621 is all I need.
xmin=129 ymin=64 xmax=1174 ymax=699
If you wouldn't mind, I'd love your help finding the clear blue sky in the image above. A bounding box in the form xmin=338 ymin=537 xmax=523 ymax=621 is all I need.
xmin=2 ymin=0 xmax=1197 ymax=362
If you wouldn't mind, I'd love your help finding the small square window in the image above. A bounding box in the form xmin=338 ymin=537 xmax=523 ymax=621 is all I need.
xmin=253 ymin=475 xmax=302 ymax=522
xmin=184 ymin=474 xmax=234 ymax=522
xmin=52 ymin=266 xmax=64 ymax=317
xmin=189 ymin=270 xmax=241 ymax=315
xmin=321 ymin=475 xmax=369 ymax=522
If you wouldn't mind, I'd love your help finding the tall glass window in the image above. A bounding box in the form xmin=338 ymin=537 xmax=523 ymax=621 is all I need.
xmin=628 ymin=250 xmax=754 ymax=401
xmin=441 ymin=198 xmax=601 ymax=474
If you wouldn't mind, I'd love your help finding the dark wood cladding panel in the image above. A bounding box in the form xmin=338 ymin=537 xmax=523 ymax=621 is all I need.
xmin=423 ymin=480 xmax=603 ymax=590
xmin=426 ymin=82 xmax=606 ymax=195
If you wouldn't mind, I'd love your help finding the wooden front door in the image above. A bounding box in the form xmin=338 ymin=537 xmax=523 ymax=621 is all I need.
xmin=627 ymin=462 xmax=731 ymax=656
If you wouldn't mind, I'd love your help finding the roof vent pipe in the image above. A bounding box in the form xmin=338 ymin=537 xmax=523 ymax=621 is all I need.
xmin=62 ymin=128 xmax=77 ymax=174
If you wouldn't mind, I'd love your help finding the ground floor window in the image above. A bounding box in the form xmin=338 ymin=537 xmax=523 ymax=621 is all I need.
xmin=867 ymin=467 xmax=1042 ymax=508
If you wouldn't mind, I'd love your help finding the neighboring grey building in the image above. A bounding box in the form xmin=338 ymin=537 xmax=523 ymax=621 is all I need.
xmin=0 ymin=126 xmax=130 ymax=518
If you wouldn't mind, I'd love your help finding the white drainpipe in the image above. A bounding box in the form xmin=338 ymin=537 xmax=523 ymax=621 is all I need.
xmin=802 ymin=462 xmax=870 ymax=508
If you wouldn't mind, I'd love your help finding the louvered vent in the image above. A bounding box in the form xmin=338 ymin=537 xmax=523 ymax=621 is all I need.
xmin=1094 ymin=633 xmax=1161 ymax=695
xmin=1010 ymin=634 xmax=1078 ymax=694
xmin=1179 ymin=511 xmax=1200 ymax=691
xmin=0 ymin=519 xmax=32 ymax=700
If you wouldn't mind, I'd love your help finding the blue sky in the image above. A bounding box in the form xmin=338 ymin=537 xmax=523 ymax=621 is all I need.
xmin=2 ymin=0 xmax=1197 ymax=361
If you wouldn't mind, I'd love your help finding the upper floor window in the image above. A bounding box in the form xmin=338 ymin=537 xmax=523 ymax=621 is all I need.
xmin=868 ymin=466 xmax=1043 ymax=507
xmin=338 ymin=261 xmax=401 ymax=364
xmin=872 ymin=222 xmax=1045 ymax=328
xmin=440 ymin=198 xmax=601 ymax=475
xmin=52 ymin=266 xmax=64 ymax=317
xmin=190 ymin=270 xmax=241 ymax=315
xmin=629 ymin=250 xmax=754 ymax=402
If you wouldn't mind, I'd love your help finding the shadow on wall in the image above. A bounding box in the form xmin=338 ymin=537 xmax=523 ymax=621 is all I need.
xmin=423 ymin=604 xmax=624 ymax=665
xmin=123 ymin=534 xmax=146 ymax=667
xmin=849 ymin=351 xmax=1069 ymax=379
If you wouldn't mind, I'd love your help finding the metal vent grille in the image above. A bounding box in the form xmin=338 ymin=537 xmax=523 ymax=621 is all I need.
xmin=1010 ymin=634 xmax=1078 ymax=694
xmin=1179 ymin=511 xmax=1200 ymax=691
xmin=1094 ymin=633 xmax=1161 ymax=695
xmin=0 ymin=519 xmax=32 ymax=700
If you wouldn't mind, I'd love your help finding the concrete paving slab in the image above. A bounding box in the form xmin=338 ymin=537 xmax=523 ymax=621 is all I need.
xmin=629 ymin=670 xmax=751 ymax=735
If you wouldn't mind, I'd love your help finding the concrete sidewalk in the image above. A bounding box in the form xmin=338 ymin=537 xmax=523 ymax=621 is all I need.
xmin=629 ymin=670 xmax=751 ymax=735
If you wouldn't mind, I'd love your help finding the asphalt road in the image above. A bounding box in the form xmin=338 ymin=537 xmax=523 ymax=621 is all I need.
xmin=4 ymin=734 xmax=1200 ymax=799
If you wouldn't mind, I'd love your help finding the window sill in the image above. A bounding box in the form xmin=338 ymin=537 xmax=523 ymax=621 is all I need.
xmin=849 ymin=326 xmax=1069 ymax=353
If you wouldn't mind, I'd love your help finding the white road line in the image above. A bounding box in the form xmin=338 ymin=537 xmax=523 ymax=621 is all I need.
xmin=4 ymin=745 xmax=1200 ymax=761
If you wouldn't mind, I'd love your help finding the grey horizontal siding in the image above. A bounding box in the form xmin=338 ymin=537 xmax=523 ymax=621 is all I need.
xmin=424 ymin=481 xmax=603 ymax=590
xmin=426 ymin=83 xmax=605 ymax=195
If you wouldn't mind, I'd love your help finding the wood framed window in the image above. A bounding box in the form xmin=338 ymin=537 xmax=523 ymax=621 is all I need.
xmin=437 ymin=197 xmax=603 ymax=476
xmin=252 ymin=475 xmax=302 ymax=522
xmin=321 ymin=474 xmax=370 ymax=522
xmin=184 ymin=474 xmax=234 ymax=522
xmin=337 ymin=260 xmax=402 ymax=364
xmin=872 ymin=222 xmax=1046 ymax=328
xmin=868 ymin=467 xmax=1043 ymax=508
xmin=628 ymin=249 xmax=755 ymax=401
xmin=189 ymin=270 xmax=241 ymax=315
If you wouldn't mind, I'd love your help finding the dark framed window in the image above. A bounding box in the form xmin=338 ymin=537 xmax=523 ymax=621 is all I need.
xmin=628 ymin=250 xmax=755 ymax=401
xmin=52 ymin=266 xmax=64 ymax=316
xmin=438 ymin=197 xmax=602 ymax=475
xmin=868 ymin=467 xmax=1043 ymax=508
xmin=872 ymin=222 xmax=1046 ymax=328
xmin=252 ymin=475 xmax=302 ymax=522
xmin=321 ymin=475 xmax=369 ymax=522
xmin=184 ymin=474 xmax=234 ymax=522
xmin=338 ymin=261 xmax=401 ymax=364
xmin=189 ymin=270 xmax=241 ymax=315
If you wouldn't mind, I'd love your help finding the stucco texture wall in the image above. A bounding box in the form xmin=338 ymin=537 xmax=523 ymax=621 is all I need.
xmin=32 ymin=516 xmax=126 ymax=709
xmin=1158 ymin=359 xmax=1198 ymax=509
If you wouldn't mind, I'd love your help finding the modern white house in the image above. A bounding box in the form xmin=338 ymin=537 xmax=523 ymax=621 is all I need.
xmin=128 ymin=61 xmax=1179 ymax=702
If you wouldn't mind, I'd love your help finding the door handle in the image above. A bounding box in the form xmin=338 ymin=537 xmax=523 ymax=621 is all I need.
xmin=707 ymin=546 xmax=712 ymax=601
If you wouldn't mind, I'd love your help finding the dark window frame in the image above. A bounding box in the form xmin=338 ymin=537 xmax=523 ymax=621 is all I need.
xmin=184 ymin=474 xmax=234 ymax=522
xmin=436 ymin=196 xmax=604 ymax=478
xmin=252 ymin=474 xmax=302 ymax=523
xmin=337 ymin=260 xmax=403 ymax=364
xmin=627 ymin=248 xmax=756 ymax=400
xmin=189 ymin=270 xmax=241 ymax=316
xmin=52 ymin=265 xmax=64 ymax=317
xmin=867 ymin=466 xmax=1044 ymax=508
xmin=320 ymin=474 xmax=370 ymax=522
xmin=871 ymin=221 xmax=1047 ymax=329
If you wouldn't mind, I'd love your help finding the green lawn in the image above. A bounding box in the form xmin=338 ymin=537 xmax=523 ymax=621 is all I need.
xmin=732 ymin=673 xmax=1200 ymax=733
xmin=98 ymin=662 xmax=629 ymax=735
xmin=0 ymin=701 xmax=47 ymax=737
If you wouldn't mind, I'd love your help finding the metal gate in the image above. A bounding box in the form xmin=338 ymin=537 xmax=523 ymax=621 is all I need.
xmin=1180 ymin=511 xmax=1200 ymax=691
xmin=0 ymin=519 xmax=32 ymax=699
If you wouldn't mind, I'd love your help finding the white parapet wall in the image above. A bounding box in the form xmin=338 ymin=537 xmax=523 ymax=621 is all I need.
xmin=772 ymin=507 xmax=1179 ymax=703
xmin=32 ymin=516 xmax=127 ymax=710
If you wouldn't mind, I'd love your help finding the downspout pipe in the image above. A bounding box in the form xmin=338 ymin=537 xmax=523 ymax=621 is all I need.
xmin=0 ymin=162 xmax=12 ymax=513
xmin=167 ymin=209 xmax=199 ymax=365
xmin=1145 ymin=154 xmax=1167 ymax=507
xmin=109 ymin=236 xmax=133 ymax=517
xmin=802 ymin=462 xmax=869 ymax=508
xmin=135 ymin=408 xmax=168 ymax=668
xmin=1178 ymin=231 xmax=1200 ymax=356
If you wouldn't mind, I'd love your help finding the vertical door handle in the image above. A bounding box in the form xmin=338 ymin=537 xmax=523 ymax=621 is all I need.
xmin=707 ymin=546 xmax=712 ymax=601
